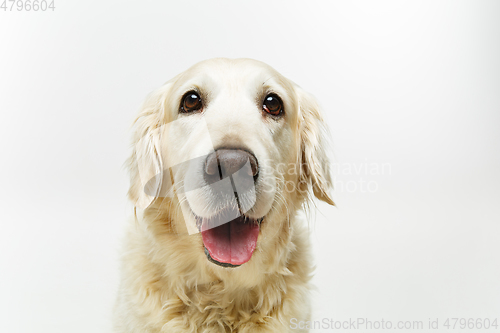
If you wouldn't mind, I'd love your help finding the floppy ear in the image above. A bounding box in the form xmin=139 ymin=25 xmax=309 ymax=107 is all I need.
xmin=297 ymin=87 xmax=335 ymax=206
xmin=127 ymin=83 xmax=173 ymax=209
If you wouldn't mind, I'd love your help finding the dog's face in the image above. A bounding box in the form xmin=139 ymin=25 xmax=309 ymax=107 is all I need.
xmin=129 ymin=58 xmax=333 ymax=271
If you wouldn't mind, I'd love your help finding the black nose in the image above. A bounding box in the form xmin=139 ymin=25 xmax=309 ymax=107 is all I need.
xmin=204 ymin=149 xmax=259 ymax=184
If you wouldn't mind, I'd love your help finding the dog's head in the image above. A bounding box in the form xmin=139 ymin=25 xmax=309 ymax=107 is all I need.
xmin=128 ymin=58 xmax=333 ymax=272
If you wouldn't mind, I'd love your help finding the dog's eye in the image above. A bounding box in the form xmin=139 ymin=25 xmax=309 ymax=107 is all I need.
xmin=181 ymin=91 xmax=203 ymax=113
xmin=263 ymin=94 xmax=283 ymax=116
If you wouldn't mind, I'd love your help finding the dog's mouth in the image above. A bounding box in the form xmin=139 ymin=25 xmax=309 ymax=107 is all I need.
xmin=195 ymin=209 xmax=263 ymax=268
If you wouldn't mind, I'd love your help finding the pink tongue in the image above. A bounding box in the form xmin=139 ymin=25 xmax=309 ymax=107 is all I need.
xmin=201 ymin=218 xmax=259 ymax=266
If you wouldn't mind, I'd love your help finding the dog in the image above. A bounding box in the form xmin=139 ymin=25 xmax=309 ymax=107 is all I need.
xmin=114 ymin=58 xmax=334 ymax=333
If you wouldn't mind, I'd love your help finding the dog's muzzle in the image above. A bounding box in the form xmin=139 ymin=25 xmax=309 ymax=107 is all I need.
xmin=198 ymin=148 xmax=263 ymax=267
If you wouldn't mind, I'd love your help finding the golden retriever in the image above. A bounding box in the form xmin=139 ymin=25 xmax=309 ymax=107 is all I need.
xmin=114 ymin=58 xmax=334 ymax=333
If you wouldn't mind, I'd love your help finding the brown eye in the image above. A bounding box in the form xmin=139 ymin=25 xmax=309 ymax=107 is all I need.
xmin=181 ymin=91 xmax=203 ymax=113
xmin=263 ymin=94 xmax=283 ymax=116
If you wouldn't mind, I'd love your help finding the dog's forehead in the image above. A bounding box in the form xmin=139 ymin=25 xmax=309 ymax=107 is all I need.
xmin=192 ymin=58 xmax=276 ymax=80
xmin=176 ymin=58 xmax=287 ymax=94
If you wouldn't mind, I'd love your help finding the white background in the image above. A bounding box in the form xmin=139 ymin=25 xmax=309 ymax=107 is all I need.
xmin=1 ymin=1 xmax=499 ymax=332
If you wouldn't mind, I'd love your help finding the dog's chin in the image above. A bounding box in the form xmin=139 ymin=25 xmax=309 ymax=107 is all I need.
xmin=191 ymin=207 xmax=264 ymax=268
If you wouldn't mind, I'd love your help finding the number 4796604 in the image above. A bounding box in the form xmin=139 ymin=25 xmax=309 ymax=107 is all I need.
xmin=1 ymin=0 xmax=55 ymax=11
xmin=443 ymin=318 xmax=498 ymax=330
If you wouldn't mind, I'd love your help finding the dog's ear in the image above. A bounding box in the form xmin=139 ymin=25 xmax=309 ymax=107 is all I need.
xmin=297 ymin=87 xmax=335 ymax=206
xmin=127 ymin=83 xmax=173 ymax=209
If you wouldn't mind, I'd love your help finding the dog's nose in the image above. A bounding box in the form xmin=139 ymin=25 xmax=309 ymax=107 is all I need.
xmin=204 ymin=149 xmax=258 ymax=183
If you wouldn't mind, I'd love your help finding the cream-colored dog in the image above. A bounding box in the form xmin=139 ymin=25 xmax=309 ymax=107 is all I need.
xmin=114 ymin=58 xmax=334 ymax=333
